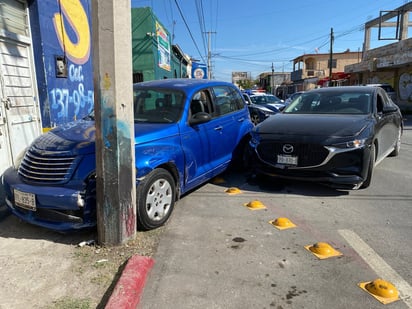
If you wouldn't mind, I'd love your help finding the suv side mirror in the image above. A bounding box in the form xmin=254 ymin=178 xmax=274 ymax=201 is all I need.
xmin=382 ymin=104 xmax=399 ymax=114
xmin=189 ymin=112 xmax=212 ymax=125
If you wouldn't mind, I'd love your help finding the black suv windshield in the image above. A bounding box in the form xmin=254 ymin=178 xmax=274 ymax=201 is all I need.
xmin=284 ymin=91 xmax=371 ymax=114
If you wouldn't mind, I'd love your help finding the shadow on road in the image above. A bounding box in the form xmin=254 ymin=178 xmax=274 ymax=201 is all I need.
xmin=214 ymin=170 xmax=350 ymax=197
xmin=0 ymin=214 xmax=96 ymax=245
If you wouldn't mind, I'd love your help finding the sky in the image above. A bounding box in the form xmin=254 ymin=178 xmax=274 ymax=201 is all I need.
xmin=131 ymin=0 xmax=411 ymax=82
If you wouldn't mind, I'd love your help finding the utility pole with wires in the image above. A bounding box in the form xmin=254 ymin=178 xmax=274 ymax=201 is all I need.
xmin=329 ymin=27 xmax=334 ymax=86
xmin=271 ymin=62 xmax=275 ymax=94
xmin=205 ymin=31 xmax=216 ymax=79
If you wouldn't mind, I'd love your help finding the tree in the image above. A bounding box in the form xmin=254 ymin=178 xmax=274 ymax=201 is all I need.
xmin=236 ymin=79 xmax=258 ymax=90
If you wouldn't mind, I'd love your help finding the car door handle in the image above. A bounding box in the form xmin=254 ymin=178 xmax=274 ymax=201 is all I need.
xmin=214 ymin=126 xmax=223 ymax=131
xmin=237 ymin=117 xmax=245 ymax=122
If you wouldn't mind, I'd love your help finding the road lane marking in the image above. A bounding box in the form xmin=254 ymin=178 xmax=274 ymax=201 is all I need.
xmin=339 ymin=229 xmax=412 ymax=308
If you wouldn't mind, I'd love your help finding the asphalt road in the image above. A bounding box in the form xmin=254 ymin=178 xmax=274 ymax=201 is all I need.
xmin=139 ymin=117 xmax=412 ymax=309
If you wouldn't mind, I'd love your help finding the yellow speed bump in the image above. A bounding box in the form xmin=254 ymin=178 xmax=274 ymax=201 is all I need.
xmin=243 ymin=200 xmax=266 ymax=210
xmin=304 ymin=242 xmax=342 ymax=259
xmin=211 ymin=176 xmax=225 ymax=184
xmin=225 ymin=187 xmax=242 ymax=195
xmin=359 ymin=279 xmax=399 ymax=304
xmin=269 ymin=217 xmax=296 ymax=230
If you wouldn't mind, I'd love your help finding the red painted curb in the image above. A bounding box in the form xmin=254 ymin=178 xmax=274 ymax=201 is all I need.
xmin=105 ymin=255 xmax=155 ymax=309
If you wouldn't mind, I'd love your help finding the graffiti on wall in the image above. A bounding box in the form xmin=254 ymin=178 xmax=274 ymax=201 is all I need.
xmin=399 ymin=72 xmax=412 ymax=102
xmin=50 ymin=63 xmax=94 ymax=121
xmin=35 ymin=0 xmax=94 ymax=127
xmin=53 ymin=0 xmax=91 ymax=65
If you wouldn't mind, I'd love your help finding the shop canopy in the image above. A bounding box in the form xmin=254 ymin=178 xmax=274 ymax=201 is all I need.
xmin=318 ymin=72 xmax=351 ymax=86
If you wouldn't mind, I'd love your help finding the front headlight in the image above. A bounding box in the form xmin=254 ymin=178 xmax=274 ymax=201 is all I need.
xmin=332 ymin=138 xmax=367 ymax=149
xmin=13 ymin=148 xmax=28 ymax=170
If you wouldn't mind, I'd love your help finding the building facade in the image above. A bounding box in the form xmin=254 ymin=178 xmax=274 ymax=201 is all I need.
xmin=131 ymin=7 xmax=191 ymax=82
xmin=232 ymin=71 xmax=252 ymax=86
xmin=345 ymin=2 xmax=412 ymax=111
xmin=257 ymin=72 xmax=291 ymax=97
xmin=0 ymin=1 xmax=192 ymax=177
xmin=291 ymin=51 xmax=361 ymax=91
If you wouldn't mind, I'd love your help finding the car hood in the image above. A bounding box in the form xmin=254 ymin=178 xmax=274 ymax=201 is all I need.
xmin=33 ymin=120 xmax=97 ymax=155
xmin=32 ymin=120 xmax=179 ymax=155
xmin=255 ymin=114 xmax=370 ymax=138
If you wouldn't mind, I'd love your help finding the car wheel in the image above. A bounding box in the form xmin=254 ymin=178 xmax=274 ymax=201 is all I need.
xmin=360 ymin=144 xmax=375 ymax=189
xmin=230 ymin=136 xmax=251 ymax=171
xmin=136 ymin=168 xmax=175 ymax=230
xmin=250 ymin=112 xmax=260 ymax=125
xmin=389 ymin=127 xmax=401 ymax=157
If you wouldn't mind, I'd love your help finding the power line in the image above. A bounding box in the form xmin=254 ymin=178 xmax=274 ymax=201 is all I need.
xmin=195 ymin=0 xmax=208 ymax=57
xmin=173 ymin=0 xmax=206 ymax=63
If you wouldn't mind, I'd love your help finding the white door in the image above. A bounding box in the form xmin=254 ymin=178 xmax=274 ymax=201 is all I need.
xmin=0 ymin=0 xmax=41 ymax=175
xmin=0 ymin=94 xmax=13 ymax=173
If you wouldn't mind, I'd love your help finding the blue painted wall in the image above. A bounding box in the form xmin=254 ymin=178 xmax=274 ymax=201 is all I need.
xmin=28 ymin=2 xmax=190 ymax=130
xmin=29 ymin=0 xmax=94 ymax=130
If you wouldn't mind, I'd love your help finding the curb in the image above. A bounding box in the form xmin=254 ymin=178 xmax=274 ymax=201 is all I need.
xmin=105 ymin=255 xmax=155 ymax=309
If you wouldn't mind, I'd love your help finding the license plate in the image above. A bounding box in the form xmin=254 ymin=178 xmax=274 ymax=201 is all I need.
xmin=14 ymin=189 xmax=36 ymax=211
xmin=277 ymin=154 xmax=298 ymax=166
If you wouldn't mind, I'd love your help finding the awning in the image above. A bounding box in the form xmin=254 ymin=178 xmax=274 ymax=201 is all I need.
xmin=317 ymin=72 xmax=351 ymax=85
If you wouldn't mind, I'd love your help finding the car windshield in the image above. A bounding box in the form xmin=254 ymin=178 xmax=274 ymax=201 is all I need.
xmin=250 ymin=95 xmax=282 ymax=105
xmin=283 ymin=91 xmax=371 ymax=115
xmin=133 ymin=88 xmax=185 ymax=123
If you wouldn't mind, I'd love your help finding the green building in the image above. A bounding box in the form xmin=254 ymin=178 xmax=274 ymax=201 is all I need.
xmin=131 ymin=7 xmax=190 ymax=82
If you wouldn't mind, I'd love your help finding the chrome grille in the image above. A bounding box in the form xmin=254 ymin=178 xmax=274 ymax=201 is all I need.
xmin=18 ymin=149 xmax=77 ymax=183
xmin=257 ymin=141 xmax=329 ymax=167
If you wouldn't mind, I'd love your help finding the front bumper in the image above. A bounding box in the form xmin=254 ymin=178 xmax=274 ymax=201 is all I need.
xmin=251 ymin=146 xmax=370 ymax=189
xmin=2 ymin=167 xmax=96 ymax=232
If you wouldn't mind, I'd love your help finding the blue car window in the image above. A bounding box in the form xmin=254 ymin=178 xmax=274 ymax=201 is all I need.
xmin=192 ymin=90 xmax=212 ymax=114
xmin=212 ymin=86 xmax=242 ymax=116
xmin=134 ymin=89 xmax=184 ymax=123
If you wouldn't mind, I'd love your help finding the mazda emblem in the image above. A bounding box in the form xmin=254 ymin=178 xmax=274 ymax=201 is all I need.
xmin=282 ymin=144 xmax=294 ymax=154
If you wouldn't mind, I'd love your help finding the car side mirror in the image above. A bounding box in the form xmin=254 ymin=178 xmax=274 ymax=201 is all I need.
xmin=189 ymin=112 xmax=212 ymax=125
xmin=382 ymin=105 xmax=398 ymax=113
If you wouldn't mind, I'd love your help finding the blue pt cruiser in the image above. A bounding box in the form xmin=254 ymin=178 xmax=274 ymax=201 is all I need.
xmin=2 ymin=79 xmax=253 ymax=231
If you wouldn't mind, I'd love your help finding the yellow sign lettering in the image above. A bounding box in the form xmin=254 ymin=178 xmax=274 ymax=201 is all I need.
xmin=53 ymin=0 xmax=90 ymax=64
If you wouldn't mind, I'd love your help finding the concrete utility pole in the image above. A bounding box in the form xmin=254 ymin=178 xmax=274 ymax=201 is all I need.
xmin=91 ymin=0 xmax=136 ymax=245
xmin=206 ymin=31 xmax=216 ymax=79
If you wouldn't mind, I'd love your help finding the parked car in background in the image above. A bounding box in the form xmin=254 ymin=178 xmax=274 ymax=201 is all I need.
xmin=248 ymin=86 xmax=403 ymax=189
xmin=284 ymin=91 xmax=305 ymax=107
xmin=250 ymin=93 xmax=285 ymax=111
xmin=243 ymin=92 xmax=280 ymax=125
xmin=365 ymin=83 xmax=397 ymax=103
xmin=2 ymin=79 xmax=254 ymax=231
xmin=250 ymin=93 xmax=285 ymax=110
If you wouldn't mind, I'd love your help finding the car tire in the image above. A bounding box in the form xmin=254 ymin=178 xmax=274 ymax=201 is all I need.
xmin=136 ymin=168 xmax=175 ymax=230
xmin=230 ymin=136 xmax=251 ymax=171
xmin=250 ymin=112 xmax=260 ymax=125
xmin=389 ymin=127 xmax=401 ymax=157
xmin=360 ymin=144 xmax=375 ymax=189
